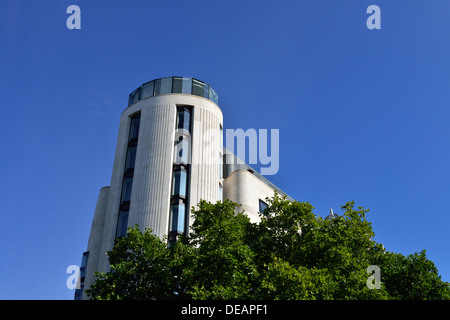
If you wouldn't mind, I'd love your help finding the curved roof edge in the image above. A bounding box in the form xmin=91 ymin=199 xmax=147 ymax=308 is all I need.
xmin=128 ymin=76 xmax=219 ymax=107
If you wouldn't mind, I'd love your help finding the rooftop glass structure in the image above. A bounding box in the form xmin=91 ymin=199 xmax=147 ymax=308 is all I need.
xmin=128 ymin=77 xmax=219 ymax=106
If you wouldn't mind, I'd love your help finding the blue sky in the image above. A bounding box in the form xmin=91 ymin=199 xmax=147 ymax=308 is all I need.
xmin=1 ymin=0 xmax=449 ymax=299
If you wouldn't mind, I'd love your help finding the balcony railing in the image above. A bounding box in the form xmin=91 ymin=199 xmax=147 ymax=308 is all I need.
xmin=128 ymin=77 xmax=219 ymax=106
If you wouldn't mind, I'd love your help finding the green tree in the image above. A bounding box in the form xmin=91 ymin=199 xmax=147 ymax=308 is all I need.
xmin=86 ymin=194 xmax=450 ymax=300
xmin=181 ymin=200 xmax=258 ymax=299
xmin=86 ymin=227 xmax=175 ymax=300
xmin=373 ymin=250 xmax=450 ymax=299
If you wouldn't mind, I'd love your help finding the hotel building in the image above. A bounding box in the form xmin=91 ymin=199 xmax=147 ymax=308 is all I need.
xmin=75 ymin=77 xmax=292 ymax=299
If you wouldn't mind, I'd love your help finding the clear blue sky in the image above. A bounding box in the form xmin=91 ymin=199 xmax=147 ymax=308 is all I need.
xmin=1 ymin=0 xmax=449 ymax=299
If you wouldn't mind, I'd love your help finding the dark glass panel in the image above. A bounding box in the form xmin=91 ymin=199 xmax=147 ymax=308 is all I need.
xmin=121 ymin=177 xmax=133 ymax=202
xmin=141 ymin=81 xmax=154 ymax=99
xmin=125 ymin=145 xmax=137 ymax=170
xmin=259 ymin=199 xmax=268 ymax=213
xmin=116 ymin=210 xmax=129 ymax=238
xmin=129 ymin=115 xmax=141 ymax=141
xmin=170 ymin=204 xmax=185 ymax=234
xmin=177 ymin=108 xmax=191 ymax=131
xmin=192 ymin=79 xmax=209 ymax=98
xmin=129 ymin=88 xmax=140 ymax=105
xmin=172 ymin=167 xmax=187 ymax=197
xmin=154 ymin=77 xmax=173 ymax=95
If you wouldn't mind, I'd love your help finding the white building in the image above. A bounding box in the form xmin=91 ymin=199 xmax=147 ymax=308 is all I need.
xmin=75 ymin=77 xmax=292 ymax=299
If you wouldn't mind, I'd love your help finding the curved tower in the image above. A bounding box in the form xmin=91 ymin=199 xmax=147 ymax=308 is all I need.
xmin=76 ymin=76 xmax=293 ymax=300
xmin=77 ymin=77 xmax=223 ymax=299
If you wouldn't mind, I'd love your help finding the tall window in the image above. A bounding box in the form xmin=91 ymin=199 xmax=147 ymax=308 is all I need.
xmin=74 ymin=251 xmax=89 ymax=300
xmin=177 ymin=107 xmax=191 ymax=131
xmin=174 ymin=136 xmax=190 ymax=165
xmin=115 ymin=112 xmax=140 ymax=239
xmin=169 ymin=106 xmax=192 ymax=243
xmin=219 ymin=124 xmax=223 ymax=180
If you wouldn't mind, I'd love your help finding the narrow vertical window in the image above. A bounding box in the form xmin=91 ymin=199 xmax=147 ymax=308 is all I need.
xmin=121 ymin=176 xmax=133 ymax=202
xmin=172 ymin=167 xmax=187 ymax=198
xmin=74 ymin=251 xmax=89 ymax=300
xmin=169 ymin=106 xmax=192 ymax=243
xmin=177 ymin=107 xmax=191 ymax=131
xmin=125 ymin=145 xmax=137 ymax=171
xmin=219 ymin=153 xmax=223 ymax=180
xmin=116 ymin=113 xmax=140 ymax=239
xmin=129 ymin=116 xmax=140 ymax=141
xmin=170 ymin=203 xmax=185 ymax=234
xmin=116 ymin=210 xmax=129 ymax=238
xmin=219 ymin=124 xmax=223 ymax=180
xmin=174 ymin=136 xmax=191 ymax=165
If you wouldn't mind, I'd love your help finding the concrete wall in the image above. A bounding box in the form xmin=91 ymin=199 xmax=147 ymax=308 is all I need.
xmin=189 ymin=102 xmax=223 ymax=215
xmin=127 ymin=101 xmax=175 ymax=238
xmin=223 ymin=169 xmax=278 ymax=223
xmin=90 ymin=93 xmax=223 ymax=282
xmin=83 ymin=186 xmax=109 ymax=299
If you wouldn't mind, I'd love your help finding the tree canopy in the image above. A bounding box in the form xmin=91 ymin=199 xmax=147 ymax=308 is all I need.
xmin=86 ymin=194 xmax=450 ymax=300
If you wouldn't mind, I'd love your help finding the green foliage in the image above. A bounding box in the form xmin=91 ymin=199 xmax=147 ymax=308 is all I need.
xmin=182 ymin=200 xmax=258 ymax=299
xmin=86 ymin=227 xmax=175 ymax=300
xmin=373 ymin=250 xmax=450 ymax=299
xmin=87 ymin=194 xmax=450 ymax=300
